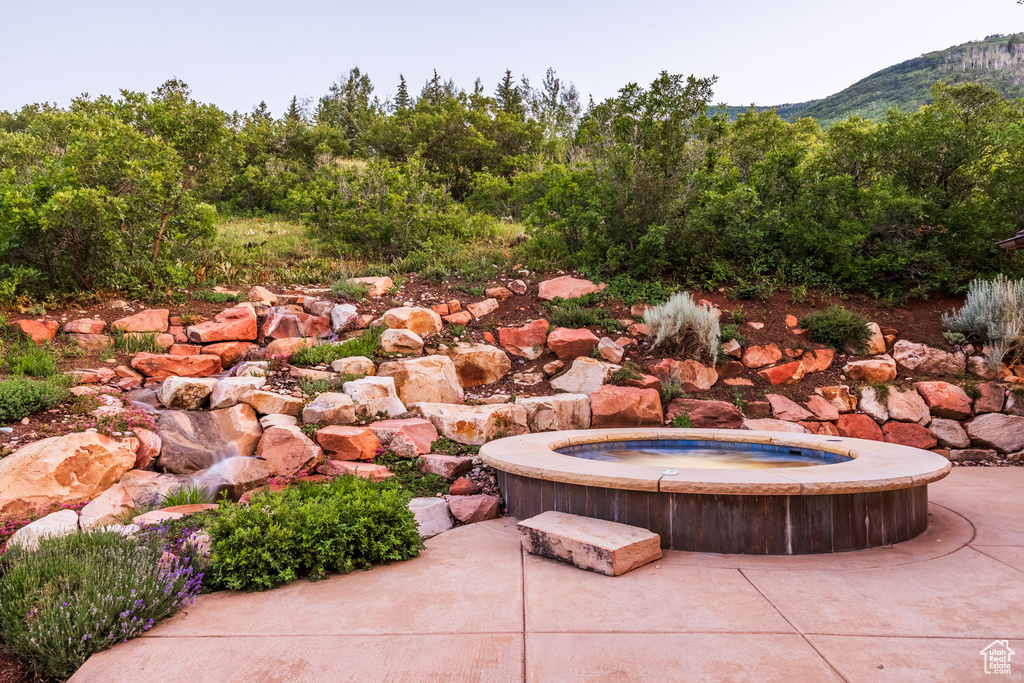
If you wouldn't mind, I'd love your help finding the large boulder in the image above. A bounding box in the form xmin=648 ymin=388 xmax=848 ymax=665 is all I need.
xmin=330 ymin=356 xmax=375 ymax=377
xmin=882 ymin=422 xmax=937 ymax=450
xmin=409 ymin=498 xmax=453 ymax=538
xmin=186 ymin=303 xmax=257 ymax=343
xmin=380 ymin=328 xmax=424 ymax=354
xmin=666 ymin=399 xmax=744 ymax=429
xmin=799 ymin=349 xmax=835 ymax=374
xmin=0 ymin=434 xmax=136 ymax=516
xmin=8 ymin=510 xmax=80 ymax=551
xmin=965 ymin=413 xmax=1024 ymax=453
xmin=79 ymin=483 xmax=136 ymax=530
xmin=842 ymin=355 xmax=897 ymax=383
xmin=240 ymin=390 xmax=304 ymax=417
xmin=928 ymin=418 xmax=971 ymax=449
xmin=447 ymin=343 xmax=511 ymax=387
xmin=650 ymin=358 xmax=718 ymax=391
xmin=886 ymin=387 xmax=931 ymax=425
xmin=316 ymin=426 xmax=382 ymax=461
xmin=213 ymin=457 xmax=273 ymax=500
xmin=130 ymin=353 xmax=222 ymax=379
xmin=973 ymin=383 xmax=1005 ymax=414
xmin=550 ymin=357 xmax=620 ymax=395
xmin=330 ymin=303 xmax=360 ymax=333
xmin=516 ymin=394 xmax=592 ymax=432
xmin=302 ymin=392 xmax=356 ymax=426
xmin=256 ymin=425 xmax=324 ymax=476
xmin=343 ymin=376 xmax=407 ymax=418
xmin=590 ymin=386 xmax=663 ymax=428
xmin=835 ymin=414 xmax=884 ymax=441
xmin=368 ymin=418 xmax=438 ymax=457
xmin=445 ymin=494 xmax=501 ymax=523
xmin=915 ymin=381 xmax=973 ymax=419
xmin=157 ymin=377 xmax=219 ymax=410
xmin=113 ymin=309 xmax=169 ymax=333
xmin=537 ymin=276 xmax=605 ymax=301
xmin=260 ymin=308 xmax=330 ymax=341
xmin=118 ymin=470 xmax=194 ymax=508
xmin=209 ymin=376 xmax=267 ymax=410
xmin=156 ymin=404 xmax=263 ymax=474
xmin=410 ymin=402 xmax=528 ymax=445
xmin=377 ymin=356 xmax=463 ymax=405
xmin=383 ymin=307 xmax=443 ymax=336
xmin=499 ymin=319 xmax=549 ymax=360
xmin=547 ymin=328 xmax=599 ymax=361
xmin=893 ymin=340 xmax=966 ymax=375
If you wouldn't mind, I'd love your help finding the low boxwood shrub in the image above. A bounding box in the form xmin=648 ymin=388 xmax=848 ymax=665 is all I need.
xmin=206 ymin=476 xmax=422 ymax=592
xmin=798 ymin=306 xmax=872 ymax=351
xmin=0 ymin=530 xmax=203 ymax=679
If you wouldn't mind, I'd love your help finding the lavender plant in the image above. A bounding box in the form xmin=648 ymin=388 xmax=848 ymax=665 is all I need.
xmin=0 ymin=530 xmax=204 ymax=678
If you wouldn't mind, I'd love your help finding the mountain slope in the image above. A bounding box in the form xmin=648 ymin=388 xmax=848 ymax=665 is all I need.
xmin=726 ymin=34 xmax=1024 ymax=125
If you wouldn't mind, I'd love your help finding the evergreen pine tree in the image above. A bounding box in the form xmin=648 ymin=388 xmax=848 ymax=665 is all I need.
xmin=495 ymin=69 xmax=525 ymax=119
xmin=394 ymin=75 xmax=411 ymax=111
xmin=285 ymin=95 xmax=302 ymax=121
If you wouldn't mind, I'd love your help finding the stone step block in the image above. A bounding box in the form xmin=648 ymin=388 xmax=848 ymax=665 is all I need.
xmin=517 ymin=511 xmax=662 ymax=576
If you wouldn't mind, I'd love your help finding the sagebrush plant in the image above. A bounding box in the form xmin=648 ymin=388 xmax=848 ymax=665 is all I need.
xmin=659 ymin=378 xmax=686 ymax=404
xmin=206 ymin=476 xmax=422 ymax=592
xmin=0 ymin=530 xmax=203 ymax=679
xmin=942 ymin=275 xmax=1024 ymax=370
xmin=290 ymin=326 xmax=383 ymax=366
xmin=798 ymin=306 xmax=872 ymax=351
xmin=644 ymin=292 xmax=721 ymax=363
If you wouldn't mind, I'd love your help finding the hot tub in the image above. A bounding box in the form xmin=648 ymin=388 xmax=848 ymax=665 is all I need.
xmin=480 ymin=429 xmax=951 ymax=555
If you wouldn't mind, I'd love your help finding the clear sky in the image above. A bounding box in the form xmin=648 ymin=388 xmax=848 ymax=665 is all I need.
xmin=2 ymin=0 xmax=1022 ymax=115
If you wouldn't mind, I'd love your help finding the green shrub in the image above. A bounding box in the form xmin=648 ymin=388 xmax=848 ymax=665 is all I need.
xmin=430 ymin=437 xmax=480 ymax=457
xmin=659 ymin=378 xmax=686 ymax=404
xmin=798 ymin=306 xmax=872 ymax=351
xmin=609 ymin=361 xmax=643 ymax=386
xmin=942 ymin=275 xmax=1024 ymax=370
xmin=605 ymin=275 xmax=677 ymax=306
xmin=645 ymin=292 xmax=721 ymax=363
xmin=192 ymin=289 xmax=244 ymax=304
xmin=330 ymin=278 xmax=370 ymax=300
xmin=670 ymin=413 xmax=693 ymax=428
xmin=719 ymin=323 xmax=745 ymax=345
xmin=297 ymin=373 xmax=361 ymax=397
xmin=373 ymin=452 xmax=450 ymax=497
xmin=0 ymin=376 xmax=72 ymax=423
xmin=543 ymin=293 xmax=620 ymax=331
xmin=206 ymin=476 xmax=422 ymax=592
xmin=289 ymin=327 xmax=382 ymax=366
xmin=3 ymin=343 xmax=59 ymax=377
xmin=0 ymin=531 xmax=203 ymax=679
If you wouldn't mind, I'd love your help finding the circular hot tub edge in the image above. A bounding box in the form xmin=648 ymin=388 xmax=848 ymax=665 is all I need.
xmin=480 ymin=429 xmax=952 ymax=555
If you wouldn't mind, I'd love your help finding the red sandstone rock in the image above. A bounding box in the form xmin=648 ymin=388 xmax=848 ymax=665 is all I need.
xmin=914 ymin=381 xmax=973 ymax=419
xmin=620 ymin=374 xmax=662 ymax=391
xmin=264 ymin=337 xmax=314 ymax=358
xmin=132 ymin=428 xmax=161 ymax=469
xmin=466 ymin=298 xmax=499 ymax=318
xmin=767 ymin=394 xmax=814 ymax=422
xmin=443 ymin=311 xmax=473 ymax=326
xmin=499 ymin=319 xmax=550 ymax=360
xmin=843 ymin=355 xmax=897 ymax=383
xmin=650 ymin=358 xmax=718 ymax=391
xmin=627 ymin=323 xmax=649 ymax=338
xmin=260 ymin=308 xmax=329 ymax=341
xmin=204 ymin=341 xmax=256 ymax=367
xmin=418 ymin=454 xmax=474 ymax=478
xmin=448 ymin=477 xmax=482 ymax=495
xmin=537 ymin=276 xmax=605 ymax=301
xmin=129 ymin=353 xmax=222 ymax=379
xmin=169 ymin=344 xmax=201 ymax=356
xmin=485 ymin=286 xmax=513 ymax=301
xmin=430 ymin=303 xmax=450 ymax=316
xmin=804 ymin=395 xmax=840 ymax=421
xmin=798 ymin=421 xmax=840 ymax=436
xmin=882 ymin=422 xmax=938 ymax=449
xmin=445 ymin=494 xmax=500 ymax=523
xmin=547 ymin=327 xmax=599 ymax=361
xmin=799 ymin=349 xmax=834 ymax=373
xmin=715 ymin=361 xmax=746 ymax=379
xmin=835 ymin=413 xmax=884 ymax=441
xmin=64 ymin=318 xmax=106 ymax=334
xmin=758 ymin=361 xmax=806 ymax=386
xmin=316 ymin=426 xmax=382 ymax=461
xmin=742 ymin=344 xmax=782 ymax=369
xmin=973 ymin=383 xmax=1005 ymax=414
xmin=319 ymin=459 xmax=394 ymax=482
xmin=666 ymin=399 xmax=743 ymax=429
xmin=256 ymin=425 xmax=324 ymax=476
xmin=590 ymin=385 xmax=663 ymax=428
xmin=187 ymin=303 xmax=257 ymax=343
xmin=11 ymin=319 xmax=59 ymax=345
xmin=112 ymin=309 xmax=169 ymax=333
xmin=368 ymin=418 xmax=438 ymax=457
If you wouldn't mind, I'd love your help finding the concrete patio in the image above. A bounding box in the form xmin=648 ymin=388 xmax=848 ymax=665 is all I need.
xmin=71 ymin=468 xmax=1024 ymax=682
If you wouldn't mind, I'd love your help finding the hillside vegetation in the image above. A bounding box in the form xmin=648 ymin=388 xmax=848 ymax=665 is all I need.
xmin=1 ymin=68 xmax=1023 ymax=305
xmin=724 ymin=34 xmax=1024 ymax=125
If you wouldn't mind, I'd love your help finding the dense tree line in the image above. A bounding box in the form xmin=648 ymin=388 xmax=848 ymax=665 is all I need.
xmin=1 ymin=67 xmax=1022 ymax=299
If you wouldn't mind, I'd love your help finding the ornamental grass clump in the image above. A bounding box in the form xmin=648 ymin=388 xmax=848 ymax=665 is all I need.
xmin=644 ymin=292 xmax=721 ymax=364
xmin=206 ymin=475 xmax=422 ymax=592
xmin=0 ymin=530 xmax=203 ymax=679
xmin=290 ymin=325 xmax=383 ymax=366
xmin=942 ymin=275 xmax=1024 ymax=370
